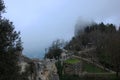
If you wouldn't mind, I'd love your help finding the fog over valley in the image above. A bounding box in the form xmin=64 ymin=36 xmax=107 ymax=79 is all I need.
xmin=3 ymin=0 xmax=120 ymax=58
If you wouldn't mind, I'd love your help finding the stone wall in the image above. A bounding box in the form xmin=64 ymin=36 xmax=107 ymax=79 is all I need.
xmin=63 ymin=61 xmax=82 ymax=75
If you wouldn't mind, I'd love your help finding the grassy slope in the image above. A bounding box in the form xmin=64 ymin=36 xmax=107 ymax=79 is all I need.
xmin=83 ymin=62 xmax=107 ymax=73
xmin=65 ymin=58 xmax=80 ymax=64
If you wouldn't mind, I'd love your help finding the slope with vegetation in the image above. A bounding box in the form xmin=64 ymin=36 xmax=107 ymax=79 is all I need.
xmin=0 ymin=0 xmax=29 ymax=80
xmin=54 ymin=22 xmax=120 ymax=80
xmin=64 ymin=58 xmax=80 ymax=64
xmin=64 ymin=22 xmax=120 ymax=78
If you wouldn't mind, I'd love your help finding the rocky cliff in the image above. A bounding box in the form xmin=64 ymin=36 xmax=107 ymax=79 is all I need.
xmin=19 ymin=55 xmax=59 ymax=80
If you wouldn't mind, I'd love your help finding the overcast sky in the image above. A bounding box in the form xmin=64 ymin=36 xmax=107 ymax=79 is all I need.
xmin=3 ymin=0 xmax=120 ymax=58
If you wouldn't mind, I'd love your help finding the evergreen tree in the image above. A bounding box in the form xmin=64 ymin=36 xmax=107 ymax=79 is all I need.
xmin=45 ymin=39 xmax=63 ymax=59
xmin=0 ymin=0 xmax=23 ymax=80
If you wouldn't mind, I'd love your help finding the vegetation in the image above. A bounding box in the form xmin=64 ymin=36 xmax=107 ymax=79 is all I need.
xmin=53 ymin=22 xmax=120 ymax=80
xmin=0 ymin=0 xmax=27 ymax=80
xmin=56 ymin=61 xmax=81 ymax=80
xmin=83 ymin=62 xmax=106 ymax=73
xmin=45 ymin=39 xmax=64 ymax=59
xmin=61 ymin=74 xmax=80 ymax=80
xmin=1 ymin=0 xmax=120 ymax=80
xmin=65 ymin=22 xmax=120 ymax=77
xmin=65 ymin=58 xmax=80 ymax=64
xmin=55 ymin=61 xmax=63 ymax=78
xmin=61 ymin=75 xmax=120 ymax=80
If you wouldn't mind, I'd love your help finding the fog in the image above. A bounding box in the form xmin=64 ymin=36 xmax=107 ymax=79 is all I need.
xmin=3 ymin=0 xmax=120 ymax=58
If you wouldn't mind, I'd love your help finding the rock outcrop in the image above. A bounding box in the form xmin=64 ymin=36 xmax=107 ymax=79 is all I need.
xmin=18 ymin=55 xmax=59 ymax=80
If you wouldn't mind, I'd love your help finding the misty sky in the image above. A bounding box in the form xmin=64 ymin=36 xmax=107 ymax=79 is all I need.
xmin=3 ymin=0 xmax=120 ymax=58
